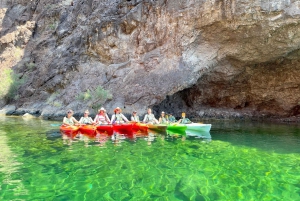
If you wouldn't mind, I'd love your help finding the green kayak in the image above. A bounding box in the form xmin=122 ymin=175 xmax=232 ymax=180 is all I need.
xmin=166 ymin=129 xmax=186 ymax=136
xmin=167 ymin=123 xmax=187 ymax=133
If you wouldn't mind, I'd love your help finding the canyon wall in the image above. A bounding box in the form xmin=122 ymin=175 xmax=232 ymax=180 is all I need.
xmin=1 ymin=0 xmax=300 ymax=120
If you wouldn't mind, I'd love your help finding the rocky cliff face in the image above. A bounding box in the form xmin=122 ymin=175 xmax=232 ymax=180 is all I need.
xmin=1 ymin=0 xmax=300 ymax=121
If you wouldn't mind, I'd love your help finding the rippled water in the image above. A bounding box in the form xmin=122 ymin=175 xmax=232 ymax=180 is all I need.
xmin=0 ymin=116 xmax=300 ymax=200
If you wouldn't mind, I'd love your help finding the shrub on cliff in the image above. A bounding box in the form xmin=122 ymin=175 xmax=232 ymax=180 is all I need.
xmin=76 ymin=86 xmax=112 ymax=112
xmin=0 ymin=69 xmax=25 ymax=102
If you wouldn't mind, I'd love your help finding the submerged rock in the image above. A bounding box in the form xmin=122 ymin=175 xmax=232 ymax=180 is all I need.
xmin=22 ymin=113 xmax=36 ymax=119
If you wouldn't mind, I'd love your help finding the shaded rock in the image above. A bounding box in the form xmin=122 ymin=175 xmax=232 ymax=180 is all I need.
xmin=1 ymin=0 xmax=300 ymax=121
xmin=0 ymin=105 xmax=16 ymax=115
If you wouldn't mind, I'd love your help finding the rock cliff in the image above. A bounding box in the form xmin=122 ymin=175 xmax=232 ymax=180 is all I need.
xmin=1 ymin=0 xmax=300 ymax=121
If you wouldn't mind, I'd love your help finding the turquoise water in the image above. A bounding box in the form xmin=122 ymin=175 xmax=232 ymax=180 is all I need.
xmin=0 ymin=116 xmax=300 ymax=200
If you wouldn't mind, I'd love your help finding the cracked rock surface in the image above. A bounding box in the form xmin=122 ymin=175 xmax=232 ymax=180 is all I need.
xmin=1 ymin=0 xmax=300 ymax=121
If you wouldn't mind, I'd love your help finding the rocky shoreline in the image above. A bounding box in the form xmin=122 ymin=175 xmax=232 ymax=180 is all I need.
xmin=1 ymin=104 xmax=300 ymax=123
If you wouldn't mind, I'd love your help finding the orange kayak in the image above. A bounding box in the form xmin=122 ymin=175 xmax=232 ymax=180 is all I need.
xmin=132 ymin=122 xmax=148 ymax=132
xmin=60 ymin=125 xmax=80 ymax=138
xmin=79 ymin=125 xmax=97 ymax=138
xmin=147 ymin=124 xmax=167 ymax=133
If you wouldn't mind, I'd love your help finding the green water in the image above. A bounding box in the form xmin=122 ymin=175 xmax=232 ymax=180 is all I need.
xmin=0 ymin=116 xmax=300 ymax=201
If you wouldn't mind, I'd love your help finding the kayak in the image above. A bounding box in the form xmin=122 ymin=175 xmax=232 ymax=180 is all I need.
xmin=79 ymin=125 xmax=97 ymax=138
xmin=60 ymin=125 xmax=80 ymax=138
xmin=113 ymin=123 xmax=133 ymax=134
xmin=96 ymin=124 xmax=113 ymax=135
xmin=167 ymin=129 xmax=186 ymax=136
xmin=185 ymin=123 xmax=212 ymax=133
xmin=147 ymin=124 xmax=167 ymax=133
xmin=167 ymin=123 xmax=187 ymax=132
xmin=186 ymin=130 xmax=211 ymax=138
xmin=132 ymin=122 xmax=148 ymax=132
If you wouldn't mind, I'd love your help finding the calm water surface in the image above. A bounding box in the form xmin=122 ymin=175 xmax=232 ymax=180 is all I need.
xmin=0 ymin=116 xmax=300 ymax=201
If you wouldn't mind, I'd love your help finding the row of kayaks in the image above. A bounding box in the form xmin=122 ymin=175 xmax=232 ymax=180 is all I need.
xmin=60 ymin=123 xmax=211 ymax=139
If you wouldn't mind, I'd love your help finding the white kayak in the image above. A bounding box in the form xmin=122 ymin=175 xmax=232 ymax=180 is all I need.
xmin=185 ymin=123 xmax=212 ymax=133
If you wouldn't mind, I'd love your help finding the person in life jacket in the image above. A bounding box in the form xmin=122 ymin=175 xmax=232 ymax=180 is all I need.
xmin=63 ymin=109 xmax=80 ymax=126
xmin=111 ymin=107 xmax=129 ymax=124
xmin=94 ymin=107 xmax=111 ymax=124
xmin=131 ymin=111 xmax=140 ymax=122
xmin=178 ymin=112 xmax=193 ymax=124
xmin=168 ymin=114 xmax=177 ymax=123
xmin=143 ymin=108 xmax=159 ymax=124
xmin=79 ymin=110 xmax=95 ymax=125
xmin=158 ymin=111 xmax=169 ymax=124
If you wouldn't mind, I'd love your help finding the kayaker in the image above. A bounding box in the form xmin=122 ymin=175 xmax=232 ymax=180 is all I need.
xmin=94 ymin=107 xmax=111 ymax=124
xmin=158 ymin=111 xmax=169 ymax=124
xmin=131 ymin=111 xmax=140 ymax=122
xmin=178 ymin=112 xmax=193 ymax=124
xmin=111 ymin=107 xmax=129 ymax=124
xmin=79 ymin=110 xmax=95 ymax=125
xmin=63 ymin=109 xmax=80 ymax=126
xmin=143 ymin=108 xmax=159 ymax=124
xmin=168 ymin=114 xmax=177 ymax=123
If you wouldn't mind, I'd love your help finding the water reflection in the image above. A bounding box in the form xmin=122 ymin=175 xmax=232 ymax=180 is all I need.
xmin=0 ymin=130 xmax=28 ymax=196
xmin=65 ymin=127 xmax=212 ymax=148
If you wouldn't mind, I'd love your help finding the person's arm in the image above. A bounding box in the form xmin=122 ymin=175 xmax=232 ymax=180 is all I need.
xmin=111 ymin=114 xmax=116 ymax=123
xmin=72 ymin=117 xmax=80 ymax=124
xmin=79 ymin=117 xmax=84 ymax=124
xmin=131 ymin=116 xmax=135 ymax=121
xmin=63 ymin=117 xmax=71 ymax=125
xmin=143 ymin=114 xmax=148 ymax=123
xmin=105 ymin=114 xmax=111 ymax=123
xmin=94 ymin=115 xmax=99 ymax=123
xmin=121 ymin=114 xmax=129 ymax=122
xmin=158 ymin=117 xmax=162 ymax=124
xmin=153 ymin=114 xmax=159 ymax=124
xmin=89 ymin=117 xmax=95 ymax=124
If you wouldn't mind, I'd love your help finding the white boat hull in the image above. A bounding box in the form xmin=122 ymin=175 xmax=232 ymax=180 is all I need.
xmin=185 ymin=123 xmax=212 ymax=133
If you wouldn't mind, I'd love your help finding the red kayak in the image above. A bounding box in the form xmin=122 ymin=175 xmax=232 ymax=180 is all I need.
xmin=96 ymin=124 xmax=113 ymax=135
xmin=60 ymin=125 xmax=80 ymax=139
xmin=79 ymin=125 xmax=97 ymax=138
xmin=113 ymin=123 xmax=133 ymax=134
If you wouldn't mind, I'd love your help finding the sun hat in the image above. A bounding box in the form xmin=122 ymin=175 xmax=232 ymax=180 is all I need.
xmin=67 ymin=109 xmax=73 ymax=114
xmin=114 ymin=107 xmax=122 ymax=113
xmin=84 ymin=110 xmax=89 ymax=114
xmin=98 ymin=107 xmax=105 ymax=112
xmin=161 ymin=111 xmax=165 ymax=113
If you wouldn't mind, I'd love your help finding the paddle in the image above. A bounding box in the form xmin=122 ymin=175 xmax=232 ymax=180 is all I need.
xmin=50 ymin=123 xmax=62 ymax=127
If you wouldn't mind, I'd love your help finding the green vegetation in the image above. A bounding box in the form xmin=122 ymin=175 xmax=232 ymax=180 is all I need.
xmin=47 ymin=92 xmax=58 ymax=104
xmin=45 ymin=3 xmax=56 ymax=10
xmin=46 ymin=92 xmax=62 ymax=108
xmin=77 ymin=86 xmax=113 ymax=111
xmin=25 ymin=62 xmax=36 ymax=70
xmin=0 ymin=69 xmax=26 ymax=101
xmin=48 ymin=22 xmax=57 ymax=30
xmin=76 ymin=90 xmax=92 ymax=101
xmin=53 ymin=101 xmax=62 ymax=108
